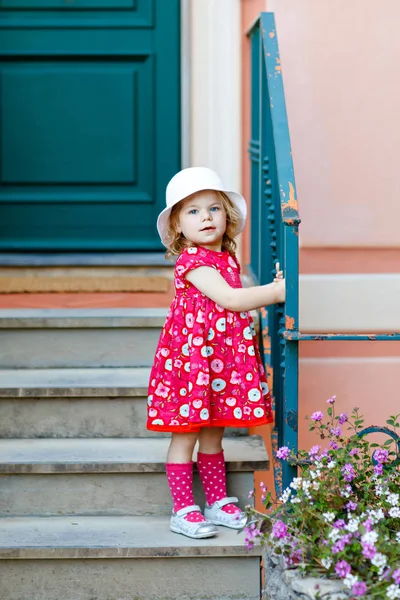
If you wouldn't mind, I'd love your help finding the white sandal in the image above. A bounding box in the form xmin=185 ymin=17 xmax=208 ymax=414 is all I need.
xmin=170 ymin=505 xmax=218 ymax=539
xmin=204 ymin=497 xmax=248 ymax=529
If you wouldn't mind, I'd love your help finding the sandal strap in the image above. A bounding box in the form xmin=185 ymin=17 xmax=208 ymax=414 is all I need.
xmin=175 ymin=504 xmax=202 ymax=517
xmin=212 ymin=497 xmax=239 ymax=510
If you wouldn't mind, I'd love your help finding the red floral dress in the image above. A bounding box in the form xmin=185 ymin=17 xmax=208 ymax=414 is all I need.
xmin=147 ymin=246 xmax=273 ymax=432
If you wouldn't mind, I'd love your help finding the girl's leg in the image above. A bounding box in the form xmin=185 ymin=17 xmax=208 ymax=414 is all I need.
xmin=166 ymin=432 xmax=206 ymax=523
xmin=197 ymin=427 xmax=238 ymax=514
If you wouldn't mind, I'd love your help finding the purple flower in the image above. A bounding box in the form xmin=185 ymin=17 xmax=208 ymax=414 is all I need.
xmin=363 ymin=517 xmax=373 ymax=532
xmin=335 ymin=560 xmax=351 ymax=578
xmin=330 ymin=426 xmax=342 ymax=437
xmin=333 ymin=519 xmax=346 ymax=530
xmin=271 ymin=520 xmax=288 ymax=540
xmin=332 ymin=533 xmax=352 ymax=554
xmin=349 ymin=448 xmax=359 ymax=457
xmin=311 ymin=411 xmax=324 ymax=422
xmin=352 ymin=581 xmax=367 ymax=596
xmin=362 ymin=542 xmax=376 ymax=560
xmin=374 ymin=449 xmax=389 ymax=464
xmin=330 ymin=441 xmax=339 ymax=450
xmin=393 ymin=569 xmax=400 ymax=585
xmin=374 ymin=463 xmax=383 ymax=476
xmin=308 ymin=445 xmax=321 ymax=458
xmin=276 ymin=446 xmax=290 ymax=460
xmin=346 ymin=501 xmax=358 ymax=511
xmin=342 ymin=463 xmax=356 ymax=482
xmin=326 ymin=396 xmax=336 ymax=404
xmin=338 ymin=412 xmax=348 ymax=425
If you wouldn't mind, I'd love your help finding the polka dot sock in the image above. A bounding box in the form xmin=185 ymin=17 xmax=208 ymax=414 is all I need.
xmin=166 ymin=462 xmax=207 ymax=523
xmin=197 ymin=450 xmax=238 ymax=514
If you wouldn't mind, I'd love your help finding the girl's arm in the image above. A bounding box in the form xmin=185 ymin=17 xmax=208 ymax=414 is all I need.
xmin=185 ymin=267 xmax=285 ymax=311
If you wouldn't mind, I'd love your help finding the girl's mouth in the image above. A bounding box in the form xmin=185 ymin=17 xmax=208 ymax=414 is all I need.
xmin=201 ymin=226 xmax=216 ymax=232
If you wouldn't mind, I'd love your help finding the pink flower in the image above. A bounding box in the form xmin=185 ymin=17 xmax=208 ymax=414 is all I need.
xmin=238 ymin=344 xmax=246 ymax=353
xmin=155 ymin=382 xmax=170 ymax=398
xmin=308 ymin=445 xmax=321 ymax=458
xmin=271 ymin=520 xmax=288 ymax=539
xmin=362 ymin=543 xmax=376 ymax=560
xmin=335 ymin=560 xmax=351 ymax=578
xmin=393 ymin=569 xmax=400 ymax=585
xmin=374 ymin=449 xmax=389 ymax=464
xmin=342 ymin=463 xmax=356 ymax=482
xmin=196 ymin=371 xmax=209 ymax=386
xmin=276 ymin=446 xmax=291 ymax=460
xmin=338 ymin=412 xmax=348 ymax=424
xmin=326 ymin=396 xmax=336 ymax=404
xmin=244 ymin=406 xmax=252 ymax=415
xmin=230 ymin=371 xmax=241 ymax=384
xmin=352 ymin=581 xmax=367 ymax=596
xmin=174 ymin=359 xmax=183 ymax=368
xmin=330 ymin=426 xmax=342 ymax=437
xmin=311 ymin=411 xmax=324 ymax=422
xmin=211 ymin=359 xmax=224 ymax=373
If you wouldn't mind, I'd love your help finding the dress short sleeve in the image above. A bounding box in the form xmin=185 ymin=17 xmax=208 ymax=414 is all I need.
xmin=175 ymin=246 xmax=218 ymax=279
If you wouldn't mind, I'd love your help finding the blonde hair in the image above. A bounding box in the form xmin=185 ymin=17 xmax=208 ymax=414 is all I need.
xmin=164 ymin=191 xmax=242 ymax=259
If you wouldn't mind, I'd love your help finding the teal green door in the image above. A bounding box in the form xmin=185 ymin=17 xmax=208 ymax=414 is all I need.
xmin=0 ymin=0 xmax=180 ymax=251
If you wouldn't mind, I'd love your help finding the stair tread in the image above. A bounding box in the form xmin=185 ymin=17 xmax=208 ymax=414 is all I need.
xmin=0 ymin=367 xmax=150 ymax=397
xmin=0 ymin=307 xmax=168 ymax=328
xmin=0 ymin=515 xmax=261 ymax=559
xmin=0 ymin=436 xmax=269 ymax=473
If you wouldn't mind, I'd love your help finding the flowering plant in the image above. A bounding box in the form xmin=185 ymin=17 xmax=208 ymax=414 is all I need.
xmin=245 ymin=398 xmax=400 ymax=599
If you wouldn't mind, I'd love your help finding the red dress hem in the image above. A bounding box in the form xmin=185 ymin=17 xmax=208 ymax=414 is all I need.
xmin=147 ymin=415 xmax=274 ymax=433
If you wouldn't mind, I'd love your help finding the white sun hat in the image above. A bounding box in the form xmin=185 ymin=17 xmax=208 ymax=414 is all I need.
xmin=157 ymin=167 xmax=247 ymax=247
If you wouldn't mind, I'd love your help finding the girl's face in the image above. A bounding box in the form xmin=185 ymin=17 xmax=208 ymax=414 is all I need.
xmin=176 ymin=190 xmax=227 ymax=251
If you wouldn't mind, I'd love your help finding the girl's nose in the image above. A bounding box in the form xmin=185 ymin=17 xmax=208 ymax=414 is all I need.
xmin=202 ymin=210 xmax=212 ymax=221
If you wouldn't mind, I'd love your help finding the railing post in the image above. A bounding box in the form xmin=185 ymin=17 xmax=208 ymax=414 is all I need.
xmin=249 ymin=13 xmax=301 ymax=495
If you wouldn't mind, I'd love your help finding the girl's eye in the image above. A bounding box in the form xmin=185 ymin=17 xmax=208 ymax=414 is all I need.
xmin=210 ymin=206 xmax=220 ymax=212
xmin=188 ymin=209 xmax=198 ymax=215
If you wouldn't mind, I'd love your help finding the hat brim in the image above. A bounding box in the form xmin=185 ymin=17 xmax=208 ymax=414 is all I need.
xmin=157 ymin=188 xmax=247 ymax=248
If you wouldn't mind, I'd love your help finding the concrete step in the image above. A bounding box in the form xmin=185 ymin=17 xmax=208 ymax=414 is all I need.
xmin=0 ymin=308 xmax=168 ymax=368
xmin=0 ymin=437 xmax=268 ymax=517
xmin=0 ymin=515 xmax=261 ymax=600
xmin=0 ymin=367 xmax=248 ymax=439
xmin=0 ymin=367 xmax=162 ymax=439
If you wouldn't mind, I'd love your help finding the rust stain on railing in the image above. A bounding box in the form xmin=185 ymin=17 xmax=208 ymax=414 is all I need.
xmin=285 ymin=316 xmax=295 ymax=330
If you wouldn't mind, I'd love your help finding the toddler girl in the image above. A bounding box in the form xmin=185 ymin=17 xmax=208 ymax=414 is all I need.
xmin=147 ymin=167 xmax=285 ymax=539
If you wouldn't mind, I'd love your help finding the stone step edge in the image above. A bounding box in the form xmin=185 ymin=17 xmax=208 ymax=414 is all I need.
xmin=0 ymin=437 xmax=269 ymax=474
xmin=0 ymin=515 xmax=261 ymax=560
xmin=0 ymin=367 xmax=150 ymax=398
xmin=0 ymin=307 xmax=169 ymax=329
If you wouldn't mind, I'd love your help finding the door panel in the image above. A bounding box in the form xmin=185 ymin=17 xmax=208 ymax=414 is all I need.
xmin=0 ymin=0 xmax=180 ymax=251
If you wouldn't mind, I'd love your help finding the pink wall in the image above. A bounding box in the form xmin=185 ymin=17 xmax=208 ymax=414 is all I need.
xmin=268 ymin=0 xmax=400 ymax=255
xmin=241 ymin=1 xmax=400 ymax=459
xmin=264 ymin=0 xmax=400 ymax=450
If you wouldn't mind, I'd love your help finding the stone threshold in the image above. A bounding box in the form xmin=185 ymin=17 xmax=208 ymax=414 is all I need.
xmin=0 ymin=253 xmax=171 ymax=267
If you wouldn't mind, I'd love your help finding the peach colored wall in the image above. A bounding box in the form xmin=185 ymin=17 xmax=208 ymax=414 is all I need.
xmin=268 ymin=0 xmax=400 ymax=252
xmin=241 ymin=0 xmax=400 ymax=464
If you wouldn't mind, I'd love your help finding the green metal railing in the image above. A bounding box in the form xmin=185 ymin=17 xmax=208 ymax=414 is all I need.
xmin=248 ymin=13 xmax=300 ymax=494
xmin=248 ymin=13 xmax=400 ymax=495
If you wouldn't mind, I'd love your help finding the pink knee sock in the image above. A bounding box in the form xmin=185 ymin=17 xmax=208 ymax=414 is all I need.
xmin=166 ymin=462 xmax=206 ymax=523
xmin=197 ymin=450 xmax=238 ymax=514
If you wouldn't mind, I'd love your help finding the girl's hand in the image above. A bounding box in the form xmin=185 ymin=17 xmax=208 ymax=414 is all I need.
xmin=272 ymin=263 xmax=285 ymax=303
xmin=273 ymin=278 xmax=286 ymax=304
xmin=274 ymin=262 xmax=284 ymax=283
